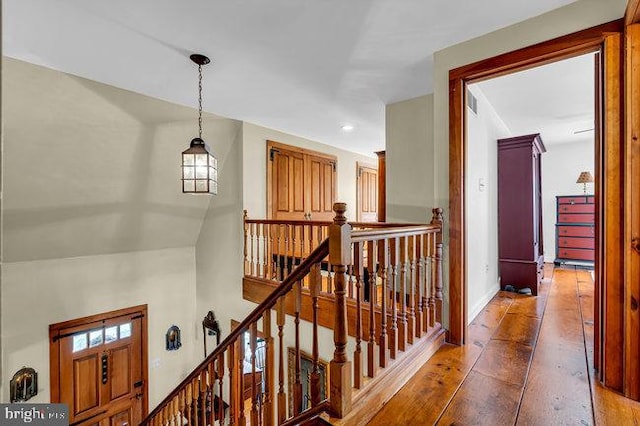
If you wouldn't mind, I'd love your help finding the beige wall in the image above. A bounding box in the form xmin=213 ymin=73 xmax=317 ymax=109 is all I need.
xmin=465 ymin=86 xmax=510 ymax=322
xmin=1 ymin=247 xmax=200 ymax=406
xmin=195 ymin=122 xmax=250 ymax=339
xmin=2 ymin=58 xmax=240 ymax=263
xmin=242 ymin=122 xmax=376 ymax=222
xmin=0 ymin=59 xmax=241 ymax=404
xmin=428 ymin=0 xmax=626 ymax=323
xmin=386 ymin=94 xmax=435 ymax=223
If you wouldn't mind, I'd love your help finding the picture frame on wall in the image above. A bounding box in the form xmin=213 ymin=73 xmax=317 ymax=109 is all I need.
xmin=287 ymin=348 xmax=329 ymax=416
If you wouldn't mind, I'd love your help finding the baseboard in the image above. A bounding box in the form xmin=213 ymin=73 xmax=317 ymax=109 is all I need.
xmin=467 ymin=282 xmax=500 ymax=324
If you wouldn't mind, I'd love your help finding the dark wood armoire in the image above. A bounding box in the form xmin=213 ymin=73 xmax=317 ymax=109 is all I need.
xmin=497 ymin=133 xmax=546 ymax=295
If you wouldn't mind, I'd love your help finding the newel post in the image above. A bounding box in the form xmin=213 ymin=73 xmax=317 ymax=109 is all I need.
xmin=329 ymin=202 xmax=353 ymax=417
xmin=430 ymin=208 xmax=444 ymax=324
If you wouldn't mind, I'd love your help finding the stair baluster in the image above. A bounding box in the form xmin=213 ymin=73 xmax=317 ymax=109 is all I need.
xmin=367 ymin=239 xmax=378 ymax=379
xmin=353 ymin=241 xmax=363 ymax=389
xmin=310 ymin=264 xmax=322 ymax=406
xmin=389 ymin=237 xmax=398 ymax=359
xmin=277 ymin=298 xmax=287 ymax=424
xmin=399 ymin=236 xmax=408 ymax=350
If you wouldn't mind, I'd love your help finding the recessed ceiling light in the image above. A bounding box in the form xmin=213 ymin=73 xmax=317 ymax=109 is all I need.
xmin=341 ymin=124 xmax=355 ymax=132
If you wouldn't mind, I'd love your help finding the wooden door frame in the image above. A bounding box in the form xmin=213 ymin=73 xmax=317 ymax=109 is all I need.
xmin=49 ymin=304 xmax=149 ymax=416
xmin=448 ymin=20 xmax=624 ymax=349
xmin=355 ymin=161 xmax=378 ymax=222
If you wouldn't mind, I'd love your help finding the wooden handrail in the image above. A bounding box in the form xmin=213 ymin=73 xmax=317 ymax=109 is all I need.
xmin=142 ymin=239 xmax=330 ymax=424
xmin=244 ymin=217 xmax=424 ymax=229
xmin=279 ymin=400 xmax=330 ymax=426
xmin=351 ymin=224 xmax=441 ymax=242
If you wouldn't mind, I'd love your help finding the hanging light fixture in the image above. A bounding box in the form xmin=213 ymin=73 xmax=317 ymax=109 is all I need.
xmin=182 ymin=54 xmax=218 ymax=195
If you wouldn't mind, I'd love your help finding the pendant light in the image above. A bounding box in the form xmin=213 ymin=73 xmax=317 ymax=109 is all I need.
xmin=182 ymin=54 xmax=218 ymax=194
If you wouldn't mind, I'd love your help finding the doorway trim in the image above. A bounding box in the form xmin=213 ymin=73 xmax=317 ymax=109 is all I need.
xmin=447 ymin=19 xmax=624 ymax=348
xmin=49 ymin=304 xmax=149 ymax=415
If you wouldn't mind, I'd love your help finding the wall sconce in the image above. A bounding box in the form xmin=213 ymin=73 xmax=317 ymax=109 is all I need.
xmin=576 ymin=171 xmax=594 ymax=195
xmin=182 ymin=54 xmax=218 ymax=195
xmin=10 ymin=367 xmax=38 ymax=402
xmin=202 ymin=310 xmax=221 ymax=357
xmin=165 ymin=325 xmax=182 ymax=351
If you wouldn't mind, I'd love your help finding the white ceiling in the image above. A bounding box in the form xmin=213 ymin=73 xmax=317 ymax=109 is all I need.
xmin=475 ymin=52 xmax=595 ymax=147
xmin=4 ymin=0 xmax=579 ymax=156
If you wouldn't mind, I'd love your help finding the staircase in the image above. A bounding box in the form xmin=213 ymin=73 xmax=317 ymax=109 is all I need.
xmin=142 ymin=203 xmax=445 ymax=425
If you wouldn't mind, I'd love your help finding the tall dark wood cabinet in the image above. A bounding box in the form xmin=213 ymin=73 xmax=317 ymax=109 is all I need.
xmin=497 ymin=134 xmax=546 ymax=295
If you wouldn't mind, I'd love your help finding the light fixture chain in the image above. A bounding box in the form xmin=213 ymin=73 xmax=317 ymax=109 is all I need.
xmin=198 ymin=64 xmax=203 ymax=139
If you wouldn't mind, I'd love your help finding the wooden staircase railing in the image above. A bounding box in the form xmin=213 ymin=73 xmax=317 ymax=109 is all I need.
xmin=243 ymin=213 xmax=425 ymax=293
xmin=143 ymin=203 xmax=444 ymax=425
xmin=242 ymin=204 xmax=445 ymax=423
xmin=142 ymin=237 xmax=330 ymax=425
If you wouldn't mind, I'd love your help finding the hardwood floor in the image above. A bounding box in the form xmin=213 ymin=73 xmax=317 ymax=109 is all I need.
xmin=367 ymin=265 xmax=640 ymax=425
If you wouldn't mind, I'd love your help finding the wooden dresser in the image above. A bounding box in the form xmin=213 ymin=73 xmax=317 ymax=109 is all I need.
xmin=554 ymin=195 xmax=595 ymax=267
xmin=497 ymin=134 xmax=546 ymax=296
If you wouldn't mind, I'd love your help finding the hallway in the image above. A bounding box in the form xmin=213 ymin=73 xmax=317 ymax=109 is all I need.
xmin=368 ymin=265 xmax=640 ymax=425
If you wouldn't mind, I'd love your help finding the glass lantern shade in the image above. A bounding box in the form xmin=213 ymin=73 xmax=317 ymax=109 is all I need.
xmin=182 ymin=138 xmax=218 ymax=194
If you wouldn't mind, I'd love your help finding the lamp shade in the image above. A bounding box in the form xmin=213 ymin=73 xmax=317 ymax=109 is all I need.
xmin=576 ymin=171 xmax=594 ymax=184
xmin=182 ymin=138 xmax=218 ymax=194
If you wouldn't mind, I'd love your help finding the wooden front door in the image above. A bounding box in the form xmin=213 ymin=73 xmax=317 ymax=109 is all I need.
xmin=356 ymin=163 xmax=378 ymax=222
xmin=268 ymin=141 xmax=337 ymax=221
xmin=50 ymin=306 xmax=147 ymax=426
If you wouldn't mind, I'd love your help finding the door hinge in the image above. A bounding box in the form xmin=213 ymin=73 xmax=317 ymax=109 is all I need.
xmin=332 ymin=162 xmax=336 ymax=171
xmin=270 ymin=148 xmax=280 ymax=161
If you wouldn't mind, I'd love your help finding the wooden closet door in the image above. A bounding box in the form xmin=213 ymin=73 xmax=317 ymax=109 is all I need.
xmin=357 ymin=163 xmax=378 ymax=222
xmin=268 ymin=142 xmax=337 ymax=221
xmin=270 ymin=147 xmax=308 ymax=220
xmin=307 ymin=154 xmax=336 ymax=221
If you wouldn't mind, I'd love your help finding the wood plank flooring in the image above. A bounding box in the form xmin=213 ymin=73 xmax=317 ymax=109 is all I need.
xmin=367 ymin=265 xmax=640 ymax=425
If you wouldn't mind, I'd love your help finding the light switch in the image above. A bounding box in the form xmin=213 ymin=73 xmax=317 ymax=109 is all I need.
xmin=479 ymin=178 xmax=486 ymax=192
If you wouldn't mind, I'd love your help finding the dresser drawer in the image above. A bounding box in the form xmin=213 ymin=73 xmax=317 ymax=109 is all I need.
xmin=557 ymin=248 xmax=595 ymax=261
xmin=558 ymin=237 xmax=594 ymax=249
xmin=558 ymin=196 xmax=587 ymax=205
xmin=558 ymin=204 xmax=594 ymax=214
xmin=558 ymin=213 xmax=595 ymax=223
xmin=557 ymin=225 xmax=595 ymax=237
